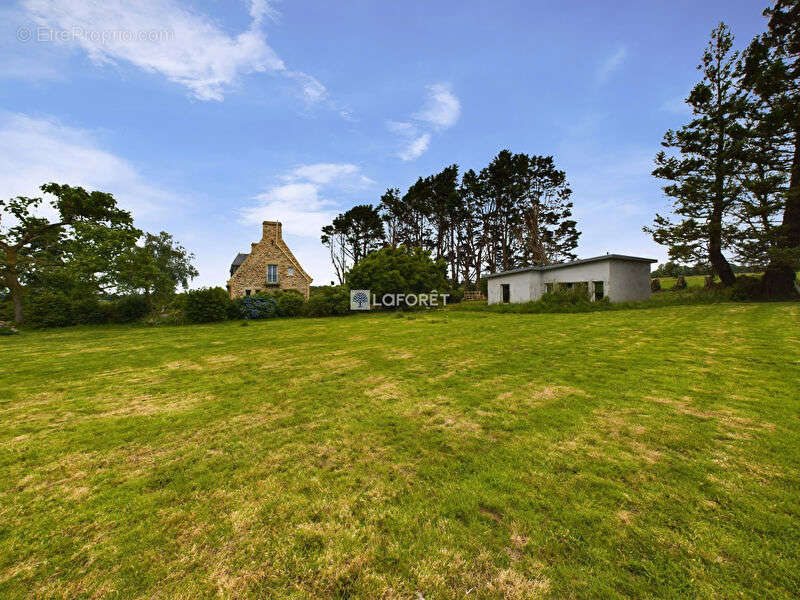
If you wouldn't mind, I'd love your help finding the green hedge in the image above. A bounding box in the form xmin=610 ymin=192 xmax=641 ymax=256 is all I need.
xmin=184 ymin=287 xmax=231 ymax=323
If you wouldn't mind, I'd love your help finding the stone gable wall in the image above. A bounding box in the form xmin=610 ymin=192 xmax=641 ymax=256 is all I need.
xmin=227 ymin=222 xmax=311 ymax=299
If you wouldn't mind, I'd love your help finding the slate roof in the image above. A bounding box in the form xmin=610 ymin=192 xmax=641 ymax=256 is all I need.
xmin=485 ymin=254 xmax=657 ymax=279
xmin=230 ymin=253 xmax=249 ymax=276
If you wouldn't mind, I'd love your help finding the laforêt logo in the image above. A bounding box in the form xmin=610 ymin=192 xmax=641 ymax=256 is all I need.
xmin=349 ymin=290 xmax=450 ymax=310
xmin=350 ymin=290 xmax=370 ymax=310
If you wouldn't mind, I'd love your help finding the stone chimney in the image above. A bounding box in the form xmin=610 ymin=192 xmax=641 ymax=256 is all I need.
xmin=262 ymin=221 xmax=282 ymax=243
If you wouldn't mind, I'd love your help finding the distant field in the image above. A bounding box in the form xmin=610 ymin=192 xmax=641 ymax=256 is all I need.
xmin=652 ymin=272 xmax=799 ymax=290
xmin=2 ymin=303 xmax=799 ymax=598
xmin=652 ymin=274 xmax=712 ymax=289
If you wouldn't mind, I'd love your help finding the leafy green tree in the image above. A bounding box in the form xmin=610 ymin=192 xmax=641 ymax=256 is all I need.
xmin=742 ymin=0 xmax=800 ymax=296
xmin=483 ymin=150 xmax=521 ymax=272
xmin=515 ymin=154 xmax=580 ymax=265
xmin=0 ymin=183 xmax=136 ymax=324
xmin=117 ymin=231 xmax=198 ymax=309
xmin=321 ymin=204 xmax=385 ymax=284
xmin=456 ymin=168 xmax=489 ymax=285
xmin=378 ymin=188 xmax=403 ymax=248
xmin=732 ymin=108 xmax=787 ymax=268
xmin=346 ymin=246 xmax=448 ymax=309
xmin=645 ymin=24 xmax=749 ymax=286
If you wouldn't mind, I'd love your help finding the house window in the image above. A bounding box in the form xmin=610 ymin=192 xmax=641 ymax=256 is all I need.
xmin=593 ymin=281 xmax=604 ymax=301
xmin=267 ymin=264 xmax=278 ymax=283
xmin=288 ymin=267 xmax=294 ymax=276
xmin=245 ymin=289 xmax=251 ymax=296
xmin=545 ymin=283 xmax=553 ymax=294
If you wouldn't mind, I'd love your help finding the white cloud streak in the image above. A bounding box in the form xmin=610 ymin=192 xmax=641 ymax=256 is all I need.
xmin=398 ymin=133 xmax=431 ymax=161
xmin=596 ymin=46 xmax=627 ymax=84
xmin=240 ymin=163 xmax=373 ymax=236
xmin=0 ymin=112 xmax=175 ymax=220
xmin=413 ymin=83 xmax=461 ymax=129
xmin=20 ymin=0 xmax=325 ymax=103
xmin=388 ymin=83 xmax=460 ymax=161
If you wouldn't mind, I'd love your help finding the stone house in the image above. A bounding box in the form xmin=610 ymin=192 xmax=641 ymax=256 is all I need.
xmin=486 ymin=254 xmax=656 ymax=304
xmin=227 ymin=221 xmax=312 ymax=299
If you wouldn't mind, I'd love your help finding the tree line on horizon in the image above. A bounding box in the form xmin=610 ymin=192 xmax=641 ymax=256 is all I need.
xmin=321 ymin=150 xmax=581 ymax=287
xmin=645 ymin=0 xmax=799 ymax=298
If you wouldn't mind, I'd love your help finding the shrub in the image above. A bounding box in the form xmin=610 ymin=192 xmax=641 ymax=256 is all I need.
xmin=99 ymin=300 xmax=119 ymax=323
xmin=478 ymin=276 xmax=488 ymax=297
xmin=26 ymin=290 xmax=73 ymax=328
xmin=228 ymin=297 xmax=244 ymax=320
xmin=0 ymin=300 xmax=14 ymax=322
xmin=346 ymin=246 xmax=448 ymax=310
xmin=446 ymin=288 xmax=465 ymax=304
xmin=537 ymin=287 xmax=599 ymax=312
xmin=116 ymin=295 xmax=151 ymax=323
xmin=0 ymin=321 xmax=18 ymax=335
xmin=730 ymin=275 xmax=764 ymax=301
xmin=239 ymin=293 xmax=278 ymax=320
xmin=306 ymin=286 xmax=350 ymax=317
xmin=276 ymin=290 xmax=305 ymax=317
xmin=184 ymin=287 xmax=231 ymax=323
xmin=169 ymin=293 xmax=188 ymax=311
xmin=650 ymin=278 xmax=661 ymax=292
xmin=71 ymin=296 xmax=106 ymax=325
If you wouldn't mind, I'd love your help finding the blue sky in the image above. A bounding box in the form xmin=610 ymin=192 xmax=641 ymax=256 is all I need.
xmin=0 ymin=0 xmax=768 ymax=286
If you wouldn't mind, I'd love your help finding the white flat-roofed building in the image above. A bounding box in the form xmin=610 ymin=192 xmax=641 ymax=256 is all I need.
xmin=486 ymin=254 xmax=657 ymax=305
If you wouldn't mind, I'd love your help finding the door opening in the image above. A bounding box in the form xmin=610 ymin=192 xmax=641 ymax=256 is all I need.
xmin=501 ymin=284 xmax=510 ymax=303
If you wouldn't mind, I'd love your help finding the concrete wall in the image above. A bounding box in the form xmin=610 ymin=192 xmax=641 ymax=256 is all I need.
xmin=541 ymin=261 xmax=610 ymax=301
xmin=607 ymin=259 xmax=651 ymax=302
xmin=486 ymin=271 xmax=539 ymax=304
xmin=487 ymin=258 xmax=651 ymax=304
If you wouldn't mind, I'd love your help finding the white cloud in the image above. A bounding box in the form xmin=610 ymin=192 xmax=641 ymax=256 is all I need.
xmin=248 ymin=0 xmax=277 ymax=26
xmin=20 ymin=0 xmax=325 ymax=103
xmin=0 ymin=112 xmax=175 ymax=220
xmin=240 ymin=182 xmax=334 ymax=235
xmin=398 ymin=134 xmax=431 ymax=162
xmin=286 ymin=163 xmax=373 ymax=186
xmin=285 ymin=71 xmax=329 ymax=104
xmin=413 ymin=83 xmax=461 ymax=129
xmin=240 ymin=163 xmax=373 ymax=235
xmin=387 ymin=83 xmax=460 ymax=161
xmin=386 ymin=120 xmax=417 ymax=136
xmin=596 ymin=46 xmax=627 ymax=84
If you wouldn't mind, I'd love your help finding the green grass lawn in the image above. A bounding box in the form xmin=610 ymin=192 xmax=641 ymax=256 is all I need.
xmin=2 ymin=303 xmax=799 ymax=599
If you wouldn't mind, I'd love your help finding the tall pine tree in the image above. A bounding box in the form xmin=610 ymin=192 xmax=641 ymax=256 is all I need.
xmin=743 ymin=0 xmax=800 ymax=296
xmin=646 ymin=23 xmax=749 ymax=286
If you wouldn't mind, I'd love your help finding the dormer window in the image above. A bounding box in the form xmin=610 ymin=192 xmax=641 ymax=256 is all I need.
xmin=267 ymin=264 xmax=278 ymax=283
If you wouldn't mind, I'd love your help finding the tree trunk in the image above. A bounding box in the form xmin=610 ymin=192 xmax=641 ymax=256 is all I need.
xmin=7 ymin=274 xmax=24 ymax=325
xmin=3 ymin=247 xmax=25 ymax=325
xmin=709 ymin=202 xmax=736 ymax=286
xmin=763 ymin=131 xmax=800 ymax=297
